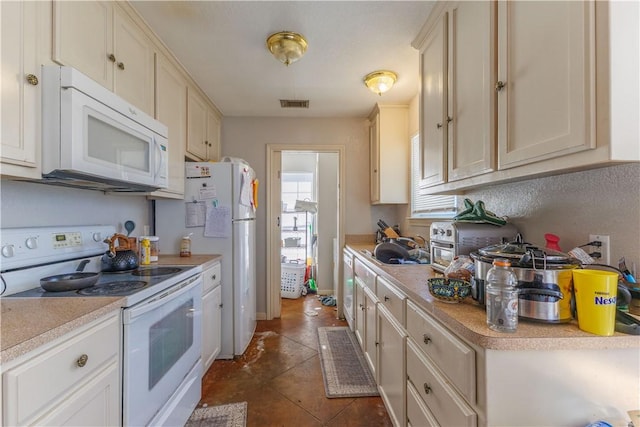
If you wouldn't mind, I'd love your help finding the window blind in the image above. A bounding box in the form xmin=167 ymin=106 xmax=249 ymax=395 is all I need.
xmin=410 ymin=134 xmax=457 ymax=217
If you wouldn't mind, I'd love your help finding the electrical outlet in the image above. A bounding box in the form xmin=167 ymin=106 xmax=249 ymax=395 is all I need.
xmin=589 ymin=234 xmax=610 ymax=265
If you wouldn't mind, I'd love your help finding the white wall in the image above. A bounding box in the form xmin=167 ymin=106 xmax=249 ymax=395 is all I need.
xmin=221 ymin=117 xmax=401 ymax=314
xmin=0 ymin=180 xmax=151 ymax=235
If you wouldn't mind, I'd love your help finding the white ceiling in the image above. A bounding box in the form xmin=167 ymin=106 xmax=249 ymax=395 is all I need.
xmin=130 ymin=1 xmax=435 ymax=118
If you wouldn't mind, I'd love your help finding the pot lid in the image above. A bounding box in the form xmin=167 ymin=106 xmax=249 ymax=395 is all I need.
xmin=478 ymin=241 xmax=575 ymax=264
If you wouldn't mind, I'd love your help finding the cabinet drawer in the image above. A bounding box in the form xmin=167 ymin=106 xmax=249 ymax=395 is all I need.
xmin=203 ymin=262 xmax=221 ymax=293
xmin=407 ymin=380 xmax=440 ymax=427
xmin=406 ymin=300 xmax=476 ymax=403
xmin=3 ymin=312 xmax=119 ymax=425
xmin=407 ymin=340 xmax=477 ymax=427
xmin=354 ymin=258 xmax=376 ymax=291
xmin=376 ymin=277 xmax=406 ymax=326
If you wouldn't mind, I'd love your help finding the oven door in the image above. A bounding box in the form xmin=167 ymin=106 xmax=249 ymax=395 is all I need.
xmin=122 ymin=274 xmax=202 ymax=427
xmin=430 ymin=241 xmax=456 ymax=272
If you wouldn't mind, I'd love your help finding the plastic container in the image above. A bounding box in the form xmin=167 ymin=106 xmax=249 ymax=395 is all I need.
xmin=485 ymin=258 xmax=519 ymax=333
xmin=139 ymin=236 xmax=159 ymax=262
xmin=140 ymin=238 xmax=151 ymax=265
xmin=281 ymin=263 xmax=305 ymax=299
xmin=180 ymin=234 xmax=192 ymax=257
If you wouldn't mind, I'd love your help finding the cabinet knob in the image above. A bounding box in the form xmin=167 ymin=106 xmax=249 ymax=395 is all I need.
xmin=423 ymin=383 xmax=432 ymax=394
xmin=423 ymin=334 xmax=431 ymax=345
xmin=26 ymin=74 xmax=39 ymax=85
xmin=108 ymin=53 xmax=116 ymax=62
xmin=212 ymin=274 xmax=216 ymax=280
xmin=117 ymin=62 xmax=125 ymax=70
xmin=76 ymin=354 xmax=88 ymax=368
xmin=436 ymin=122 xmax=443 ymax=129
xmin=384 ymin=295 xmax=390 ymax=302
xmin=495 ymin=80 xmax=506 ymax=92
xmin=447 ymin=116 xmax=453 ymax=123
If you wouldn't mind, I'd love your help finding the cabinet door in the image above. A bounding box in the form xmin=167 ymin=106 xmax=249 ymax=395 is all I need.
xmin=113 ymin=7 xmax=155 ymax=116
xmin=202 ymin=285 xmax=222 ymax=372
xmin=378 ymin=304 xmax=407 ymax=427
xmin=153 ymin=53 xmax=187 ymax=198
xmin=1 ymin=0 xmax=39 ymax=174
xmin=355 ymin=279 xmax=366 ymax=350
xmin=369 ymin=113 xmax=380 ymax=202
xmin=447 ymin=1 xmax=496 ymax=181
xmin=420 ymin=13 xmax=448 ymax=186
xmin=37 ymin=362 xmax=119 ymax=427
xmin=206 ymin=108 xmax=221 ymax=162
xmin=363 ymin=286 xmax=378 ymax=378
xmin=187 ymin=87 xmax=209 ymax=160
xmin=53 ymin=1 xmax=113 ymax=89
xmin=497 ymin=1 xmax=595 ymax=169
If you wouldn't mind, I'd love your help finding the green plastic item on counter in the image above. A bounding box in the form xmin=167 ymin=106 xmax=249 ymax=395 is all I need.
xmin=454 ymin=199 xmax=507 ymax=226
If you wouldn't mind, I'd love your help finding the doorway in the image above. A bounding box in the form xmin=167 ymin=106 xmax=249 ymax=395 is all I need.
xmin=266 ymin=145 xmax=345 ymax=319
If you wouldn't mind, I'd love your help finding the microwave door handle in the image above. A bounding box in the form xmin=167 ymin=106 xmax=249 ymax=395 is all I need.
xmin=154 ymin=139 xmax=164 ymax=179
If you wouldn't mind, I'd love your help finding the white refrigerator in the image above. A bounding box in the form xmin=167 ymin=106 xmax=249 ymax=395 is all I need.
xmin=155 ymin=160 xmax=256 ymax=359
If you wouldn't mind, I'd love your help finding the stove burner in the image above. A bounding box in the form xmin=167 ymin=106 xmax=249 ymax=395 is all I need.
xmin=132 ymin=267 xmax=182 ymax=277
xmin=77 ymin=281 xmax=148 ymax=296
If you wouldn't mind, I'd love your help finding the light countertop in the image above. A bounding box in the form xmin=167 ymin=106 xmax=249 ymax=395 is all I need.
xmin=0 ymin=254 xmax=221 ymax=365
xmin=345 ymin=244 xmax=639 ymax=351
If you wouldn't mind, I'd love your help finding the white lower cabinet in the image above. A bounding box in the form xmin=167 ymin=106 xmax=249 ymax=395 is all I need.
xmin=407 ymin=380 xmax=440 ymax=427
xmin=2 ymin=311 xmax=120 ymax=426
xmin=202 ymin=261 xmax=222 ymax=373
xmin=377 ymin=304 xmax=407 ymax=427
xmin=363 ymin=286 xmax=378 ymax=378
xmin=406 ymin=339 xmax=476 ymax=427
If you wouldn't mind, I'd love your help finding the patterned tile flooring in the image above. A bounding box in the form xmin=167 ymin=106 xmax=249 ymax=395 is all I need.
xmin=199 ymin=294 xmax=393 ymax=426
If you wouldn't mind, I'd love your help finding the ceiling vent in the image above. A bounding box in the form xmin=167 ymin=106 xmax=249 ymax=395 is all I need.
xmin=280 ymin=99 xmax=309 ymax=108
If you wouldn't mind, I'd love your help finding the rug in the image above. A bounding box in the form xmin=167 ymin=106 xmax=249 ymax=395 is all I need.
xmin=317 ymin=326 xmax=379 ymax=398
xmin=185 ymin=402 xmax=247 ymax=427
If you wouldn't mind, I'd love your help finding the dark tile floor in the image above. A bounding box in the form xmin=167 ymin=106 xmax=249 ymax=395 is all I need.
xmin=199 ymin=294 xmax=393 ymax=426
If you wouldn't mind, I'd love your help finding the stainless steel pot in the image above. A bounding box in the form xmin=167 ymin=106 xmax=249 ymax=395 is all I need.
xmin=102 ymin=233 xmax=139 ymax=272
xmin=470 ymin=240 xmax=581 ymax=323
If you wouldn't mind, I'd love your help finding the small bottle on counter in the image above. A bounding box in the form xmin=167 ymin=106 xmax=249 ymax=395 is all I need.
xmin=140 ymin=238 xmax=151 ymax=265
xmin=180 ymin=233 xmax=192 ymax=257
xmin=485 ymin=258 xmax=519 ymax=333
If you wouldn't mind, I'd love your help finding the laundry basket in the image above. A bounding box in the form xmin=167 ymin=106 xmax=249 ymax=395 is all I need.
xmin=281 ymin=262 xmax=305 ymax=299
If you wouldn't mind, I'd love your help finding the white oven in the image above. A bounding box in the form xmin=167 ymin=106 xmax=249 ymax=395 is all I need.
xmin=41 ymin=66 xmax=168 ymax=192
xmin=123 ymin=274 xmax=202 ymax=427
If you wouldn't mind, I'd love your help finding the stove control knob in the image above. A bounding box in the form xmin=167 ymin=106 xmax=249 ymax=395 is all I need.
xmin=92 ymin=232 xmax=102 ymax=242
xmin=25 ymin=237 xmax=38 ymax=249
xmin=446 ymin=229 xmax=452 ymax=237
xmin=2 ymin=245 xmax=15 ymax=258
xmin=438 ymin=228 xmax=445 ymax=236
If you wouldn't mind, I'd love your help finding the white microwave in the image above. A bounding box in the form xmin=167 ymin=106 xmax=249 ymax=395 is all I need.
xmin=41 ymin=66 xmax=168 ymax=192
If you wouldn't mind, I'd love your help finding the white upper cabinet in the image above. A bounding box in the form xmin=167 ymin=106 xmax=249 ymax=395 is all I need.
xmin=151 ymin=52 xmax=188 ymax=199
xmin=419 ymin=14 xmax=447 ymax=187
xmin=1 ymin=1 xmax=40 ymax=178
xmin=497 ymin=0 xmax=595 ymax=169
xmin=187 ymin=87 xmax=221 ymax=162
xmin=369 ymin=104 xmax=409 ymax=204
xmin=53 ymin=1 xmax=155 ymax=116
xmin=413 ymin=0 xmax=638 ymax=194
xmin=447 ymin=1 xmax=496 ymax=181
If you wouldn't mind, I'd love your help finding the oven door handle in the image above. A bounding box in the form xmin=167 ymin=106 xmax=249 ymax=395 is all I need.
xmin=123 ymin=275 xmax=201 ymax=324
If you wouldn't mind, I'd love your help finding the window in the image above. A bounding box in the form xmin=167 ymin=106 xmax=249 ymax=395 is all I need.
xmin=410 ymin=134 xmax=457 ymax=218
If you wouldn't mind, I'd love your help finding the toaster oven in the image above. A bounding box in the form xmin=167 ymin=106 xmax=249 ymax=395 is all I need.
xmin=429 ymin=221 xmax=519 ymax=272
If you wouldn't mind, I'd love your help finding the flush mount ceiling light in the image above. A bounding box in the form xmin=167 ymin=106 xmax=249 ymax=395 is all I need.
xmin=266 ymin=31 xmax=308 ymax=66
xmin=364 ymin=70 xmax=397 ymax=95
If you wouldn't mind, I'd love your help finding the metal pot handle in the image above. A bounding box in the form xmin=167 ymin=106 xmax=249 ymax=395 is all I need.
xmin=518 ymin=287 xmax=563 ymax=299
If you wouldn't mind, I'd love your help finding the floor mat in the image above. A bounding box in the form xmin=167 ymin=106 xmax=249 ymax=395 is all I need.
xmin=185 ymin=402 xmax=247 ymax=427
xmin=317 ymin=326 xmax=379 ymax=398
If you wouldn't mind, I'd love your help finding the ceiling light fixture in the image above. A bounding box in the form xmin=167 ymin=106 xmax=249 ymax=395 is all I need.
xmin=266 ymin=31 xmax=308 ymax=66
xmin=364 ymin=70 xmax=397 ymax=95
